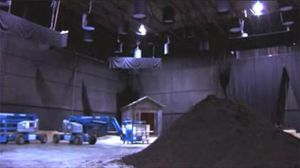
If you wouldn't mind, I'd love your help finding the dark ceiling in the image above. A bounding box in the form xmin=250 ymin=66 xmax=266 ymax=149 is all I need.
xmin=4 ymin=0 xmax=300 ymax=59
xmin=60 ymin=0 xmax=297 ymax=33
xmin=61 ymin=0 xmax=299 ymax=36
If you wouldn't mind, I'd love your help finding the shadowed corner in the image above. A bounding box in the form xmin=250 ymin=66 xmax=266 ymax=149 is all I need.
xmin=35 ymin=66 xmax=57 ymax=106
xmin=81 ymin=80 xmax=92 ymax=116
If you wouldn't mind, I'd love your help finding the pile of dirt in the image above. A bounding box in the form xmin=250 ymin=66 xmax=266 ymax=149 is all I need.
xmin=122 ymin=96 xmax=300 ymax=168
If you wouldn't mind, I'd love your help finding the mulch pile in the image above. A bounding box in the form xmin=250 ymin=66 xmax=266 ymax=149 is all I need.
xmin=122 ymin=95 xmax=300 ymax=168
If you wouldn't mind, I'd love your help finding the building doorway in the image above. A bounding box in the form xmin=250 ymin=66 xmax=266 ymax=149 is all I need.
xmin=141 ymin=113 xmax=155 ymax=134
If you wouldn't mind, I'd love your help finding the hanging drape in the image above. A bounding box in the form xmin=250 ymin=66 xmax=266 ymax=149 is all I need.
xmin=222 ymin=47 xmax=299 ymax=125
xmin=227 ymin=56 xmax=283 ymax=119
xmin=108 ymin=57 xmax=162 ymax=69
xmin=0 ymin=10 xmax=67 ymax=48
xmin=285 ymin=53 xmax=300 ymax=110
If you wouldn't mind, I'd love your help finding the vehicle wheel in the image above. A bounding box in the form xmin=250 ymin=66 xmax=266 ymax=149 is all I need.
xmin=52 ymin=134 xmax=60 ymax=144
xmin=88 ymin=136 xmax=97 ymax=145
xmin=1 ymin=139 xmax=8 ymax=144
xmin=16 ymin=134 xmax=25 ymax=145
xmin=73 ymin=135 xmax=82 ymax=145
xmin=40 ymin=134 xmax=47 ymax=144
xmin=0 ymin=135 xmax=8 ymax=144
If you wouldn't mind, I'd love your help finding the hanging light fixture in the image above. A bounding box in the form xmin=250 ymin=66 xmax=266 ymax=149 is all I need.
xmin=144 ymin=34 xmax=157 ymax=57
xmin=133 ymin=0 xmax=147 ymax=20
xmin=164 ymin=36 xmax=170 ymax=55
xmin=240 ymin=9 xmax=249 ymax=38
xmin=280 ymin=10 xmax=295 ymax=31
xmin=250 ymin=1 xmax=264 ymax=16
xmin=151 ymin=44 xmax=156 ymax=58
xmin=82 ymin=0 xmax=95 ymax=42
xmin=114 ymin=36 xmax=123 ymax=54
xmin=199 ymin=40 xmax=210 ymax=51
xmin=136 ymin=24 xmax=147 ymax=36
xmin=229 ymin=17 xmax=241 ymax=33
xmin=216 ymin=0 xmax=230 ymax=13
xmin=118 ymin=20 xmax=129 ymax=35
xmin=278 ymin=0 xmax=293 ymax=12
xmin=134 ymin=41 xmax=142 ymax=58
xmin=241 ymin=30 xmax=248 ymax=37
xmin=162 ymin=6 xmax=175 ymax=24
xmin=82 ymin=13 xmax=95 ymax=42
xmin=280 ymin=10 xmax=295 ymax=26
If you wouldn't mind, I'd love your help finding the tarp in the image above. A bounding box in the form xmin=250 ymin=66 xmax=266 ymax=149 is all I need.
xmin=227 ymin=56 xmax=283 ymax=120
xmin=220 ymin=46 xmax=300 ymax=130
xmin=0 ymin=10 xmax=68 ymax=48
xmin=109 ymin=57 xmax=162 ymax=69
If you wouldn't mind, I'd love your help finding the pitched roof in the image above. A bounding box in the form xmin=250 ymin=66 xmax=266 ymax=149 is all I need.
xmin=121 ymin=96 xmax=165 ymax=111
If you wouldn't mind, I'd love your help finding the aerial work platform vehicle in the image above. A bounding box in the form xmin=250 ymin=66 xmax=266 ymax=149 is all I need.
xmin=0 ymin=113 xmax=47 ymax=145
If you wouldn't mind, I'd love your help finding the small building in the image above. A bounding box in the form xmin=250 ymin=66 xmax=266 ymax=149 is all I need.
xmin=121 ymin=96 xmax=164 ymax=136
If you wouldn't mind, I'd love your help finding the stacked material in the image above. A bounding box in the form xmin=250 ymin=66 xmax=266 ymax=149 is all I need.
xmin=123 ymin=96 xmax=300 ymax=168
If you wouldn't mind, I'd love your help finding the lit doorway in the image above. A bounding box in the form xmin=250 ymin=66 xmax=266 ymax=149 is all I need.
xmin=141 ymin=113 xmax=155 ymax=134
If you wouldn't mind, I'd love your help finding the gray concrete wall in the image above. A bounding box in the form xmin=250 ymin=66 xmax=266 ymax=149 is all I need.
xmin=134 ymin=56 xmax=222 ymax=131
xmin=0 ymin=32 xmax=124 ymax=130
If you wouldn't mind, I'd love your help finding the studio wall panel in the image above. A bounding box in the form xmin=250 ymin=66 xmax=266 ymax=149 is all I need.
xmin=0 ymin=32 xmax=123 ymax=130
xmin=137 ymin=56 xmax=220 ymax=130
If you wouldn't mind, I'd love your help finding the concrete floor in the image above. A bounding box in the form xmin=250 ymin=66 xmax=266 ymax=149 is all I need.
xmin=0 ymin=135 xmax=156 ymax=168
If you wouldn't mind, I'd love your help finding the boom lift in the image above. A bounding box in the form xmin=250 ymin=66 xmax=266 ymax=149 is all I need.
xmin=53 ymin=115 xmax=150 ymax=145
xmin=0 ymin=113 xmax=47 ymax=145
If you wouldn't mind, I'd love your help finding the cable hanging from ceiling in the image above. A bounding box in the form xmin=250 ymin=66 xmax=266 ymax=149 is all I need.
xmin=50 ymin=0 xmax=61 ymax=30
